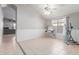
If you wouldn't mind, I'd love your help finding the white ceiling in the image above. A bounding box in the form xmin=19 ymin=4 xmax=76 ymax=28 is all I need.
xmin=15 ymin=4 xmax=79 ymax=19
xmin=31 ymin=4 xmax=79 ymax=19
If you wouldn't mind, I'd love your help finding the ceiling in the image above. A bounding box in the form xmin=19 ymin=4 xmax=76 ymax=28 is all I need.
xmin=31 ymin=4 xmax=79 ymax=19
xmin=15 ymin=4 xmax=79 ymax=19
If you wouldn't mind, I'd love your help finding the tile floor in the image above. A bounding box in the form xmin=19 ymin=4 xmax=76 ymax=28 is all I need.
xmin=0 ymin=35 xmax=79 ymax=55
xmin=19 ymin=37 xmax=79 ymax=55
xmin=0 ymin=34 xmax=23 ymax=55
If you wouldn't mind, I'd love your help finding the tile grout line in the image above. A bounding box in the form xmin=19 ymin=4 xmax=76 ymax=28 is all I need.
xmin=17 ymin=42 xmax=26 ymax=55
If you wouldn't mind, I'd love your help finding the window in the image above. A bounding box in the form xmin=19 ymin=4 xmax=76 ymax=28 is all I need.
xmin=52 ymin=18 xmax=66 ymax=33
xmin=58 ymin=18 xmax=65 ymax=26
xmin=52 ymin=20 xmax=57 ymax=26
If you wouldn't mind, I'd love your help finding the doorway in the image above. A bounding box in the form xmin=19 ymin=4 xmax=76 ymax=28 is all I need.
xmin=2 ymin=4 xmax=17 ymax=43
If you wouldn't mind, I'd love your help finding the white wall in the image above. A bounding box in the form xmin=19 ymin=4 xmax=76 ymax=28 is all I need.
xmin=17 ymin=5 xmax=45 ymax=41
xmin=68 ymin=12 xmax=79 ymax=43
xmin=69 ymin=12 xmax=79 ymax=29
xmin=0 ymin=6 xmax=3 ymax=40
